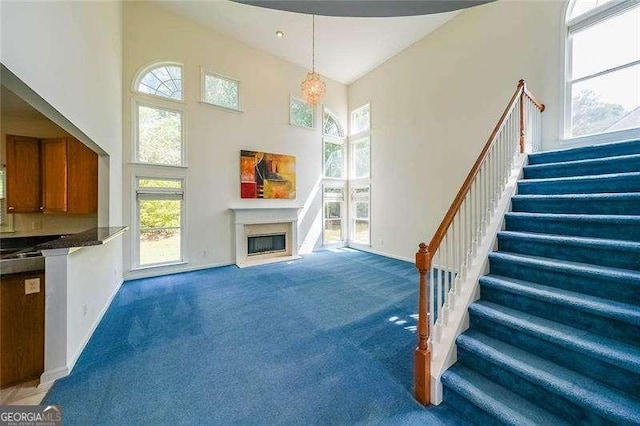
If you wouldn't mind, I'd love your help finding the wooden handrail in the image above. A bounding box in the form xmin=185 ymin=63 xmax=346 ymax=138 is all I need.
xmin=414 ymin=79 xmax=544 ymax=406
xmin=427 ymin=80 xmax=541 ymax=255
xmin=524 ymin=87 xmax=546 ymax=112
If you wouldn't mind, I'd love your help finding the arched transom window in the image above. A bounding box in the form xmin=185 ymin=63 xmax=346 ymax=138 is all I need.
xmin=135 ymin=63 xmax=183 ymax=101
xmin=323 ymin=108 xmax=344 ymax=138
xmin=566 ymin=0 xmax=640 ymax=138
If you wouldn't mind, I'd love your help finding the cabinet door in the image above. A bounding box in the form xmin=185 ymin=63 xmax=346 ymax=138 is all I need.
xmin=0 ymin=272 xmax=45 ymax=388
xmin=67 ymin=138 xmax=98 ymax=214
xmin=41 ymin=138 xmax=68 ymax=213
xmin=5 ymin=135 xmax=41 ymax=213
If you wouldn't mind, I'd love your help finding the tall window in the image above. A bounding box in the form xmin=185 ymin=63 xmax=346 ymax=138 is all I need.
xmin=323 ymin=109 xmax=344 ymax=138
xmin=131 ymin=62 xmax=187 ymax=272
xmin=351 ymin=186 xmax=370 ymax=245
xmin=350 ymin=103 xmax=371 ymax=135
xmin=135 ymin=64 xmax=183 ymax=101
xmin=322 ymin=108 xmax=346 ymax=179
xmin=202 ymin=70 xmax=241 ymax=111
xmin=348 ymin=102 xmax=371 ymax=246
xmin=350 ymin=136 xmax=371 ymax=179
xmin=135 ymin=103 xmax=184 ymax=166
xmin=136 ymin=177 xmax=184 ymax=267
xmin=566 ymin=0 xmax=640 ymax=137
xmin=133 ymin=62 xmax=185 ymax=166
xmin=323 ymin=186 xmax=345 ymax=244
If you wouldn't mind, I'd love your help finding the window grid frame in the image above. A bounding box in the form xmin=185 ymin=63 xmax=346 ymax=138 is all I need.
xmin=322 ymin=106 xmax=345 ymax=138
xmin=322 ymin=136 xmax=347 ymax=180
xmin=350 ymin=135 xmax=371 ymax=180
xmin=349 ymin=102 xmax=371 ymax=136
xmin=350 ymin=184 xmax=371 ymax=246
xmin=564 ymin=0 xmax=640 ymax=138
xmin=289 ymin=95 xmax=316 ymax=129
xmin=322 ymin=183 xmax=346 ymax=245
xmin=200 ymin=68 xmax=243 ymax=113
xmin=132 ymin=62 xmax=185 ymax=103
xmin=132 ymin=99 xmax=187 ymax=168
xmin=134 ymin=175 xmax=187 ymax=269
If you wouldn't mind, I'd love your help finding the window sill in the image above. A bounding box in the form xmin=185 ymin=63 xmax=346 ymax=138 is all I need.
xmin=199 ymin=101 xmax=244 ymax=114
xmin=128 ymin=162 xmax=189 ymax=169
xmin=348 ymin=241 xmax=371 ymax=248
xmin=130 ymin=260 xmax=188 ymax=272
xmin=350 ymin=129 xmax=371 ymax=139
xmin=132 ymin=91 xmax=187 ymax=106
xmin=559 ymin=127 xmax=640 ymax=149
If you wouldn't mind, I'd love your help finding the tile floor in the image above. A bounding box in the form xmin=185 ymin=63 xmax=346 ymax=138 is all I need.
xmin=0 ymin=380 xmax=50 ymax=405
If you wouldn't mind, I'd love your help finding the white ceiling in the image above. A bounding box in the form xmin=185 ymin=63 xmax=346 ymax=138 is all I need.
xmin=153 ymin=1 xmax=461 ymax=85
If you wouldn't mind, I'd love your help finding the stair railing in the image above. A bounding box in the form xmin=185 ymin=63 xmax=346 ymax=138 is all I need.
xmin=414 ymin=79 xmax=545 ymax=405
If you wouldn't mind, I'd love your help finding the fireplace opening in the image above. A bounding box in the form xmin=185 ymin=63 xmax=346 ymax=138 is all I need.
xmin=247 ymin=233 xmax=286 ymax=256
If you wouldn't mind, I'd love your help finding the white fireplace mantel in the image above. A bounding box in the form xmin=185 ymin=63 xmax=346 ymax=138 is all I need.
xmin=230 ymin=207 xmax=302 ymax=267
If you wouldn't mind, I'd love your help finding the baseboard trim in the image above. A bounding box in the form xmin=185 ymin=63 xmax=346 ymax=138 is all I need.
xmin=347 ymin=244 xmax=414 ymax=264
xmin=124 ymin=260 xmax=235 ymax=281
xmin=40 ymin=366 xmax=70 ymax=387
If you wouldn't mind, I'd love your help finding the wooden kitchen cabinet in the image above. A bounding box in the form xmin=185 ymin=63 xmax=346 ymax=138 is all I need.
xmin=5 ymin=135 xmax=42 ymax=213
xmin=5 ymin=135 xmax=98 ymax=214
xmin=41 ymin=138 xmax=68 ymax=213
xmin=0 ymin=271 xmax=45 ymax=388
xmin=66 ymin=137 xmax=98 ymax=214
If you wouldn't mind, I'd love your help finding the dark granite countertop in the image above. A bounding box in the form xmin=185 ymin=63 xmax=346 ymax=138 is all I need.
xmin=36 ymin=226 xmax=128 ymax=250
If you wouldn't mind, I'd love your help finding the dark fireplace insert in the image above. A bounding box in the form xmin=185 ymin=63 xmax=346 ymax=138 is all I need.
xmin=247 ymin=233 xmax=286 ymax=256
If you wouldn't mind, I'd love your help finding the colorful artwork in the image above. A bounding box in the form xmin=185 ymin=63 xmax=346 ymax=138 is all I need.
xmin=240 ymin=150 xmax=296 ymax=199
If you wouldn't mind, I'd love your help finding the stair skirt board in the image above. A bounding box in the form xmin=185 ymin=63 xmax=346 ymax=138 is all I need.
xmin=439 ymin=139 xmax=640 ymax=424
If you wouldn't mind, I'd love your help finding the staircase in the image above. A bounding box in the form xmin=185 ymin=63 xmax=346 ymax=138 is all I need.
xmin=440 ymin=139 xmax=640 ymax=425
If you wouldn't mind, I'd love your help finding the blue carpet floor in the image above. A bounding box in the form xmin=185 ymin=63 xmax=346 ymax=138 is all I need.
xmin=43 ymin=249 xmax=465 ymax=425
xmin=441 ymin=139 xmax=640 ymax=425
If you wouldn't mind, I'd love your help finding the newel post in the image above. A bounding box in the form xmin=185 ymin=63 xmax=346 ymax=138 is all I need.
xmin=414 ymin=242 xmax=432 ymax=405
xmin=518 ymin=79 xmax=526 ymax=153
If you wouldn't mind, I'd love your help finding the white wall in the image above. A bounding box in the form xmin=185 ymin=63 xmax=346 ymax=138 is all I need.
xmin=123 ymin=2 xmax=348 ymax=278
xmin=348 ymin=0 xmax=566 ymax=260
xmin=1 ymin=0 xmax=124 ymax=377
xmin=1 ymin=3 xmax=123 ymax=224
xmin=66 ymin=239 xmax=123 ymax=366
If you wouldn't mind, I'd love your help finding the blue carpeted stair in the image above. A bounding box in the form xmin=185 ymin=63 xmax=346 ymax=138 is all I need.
xmin=441 ymin=139 xmax=640 ymax=425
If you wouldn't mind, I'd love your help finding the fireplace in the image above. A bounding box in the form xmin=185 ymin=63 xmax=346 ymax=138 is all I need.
xmin=248 ymin=233 xmax=286 ymax=256
xmin=230 ymin=207 xmax=301 ymax=267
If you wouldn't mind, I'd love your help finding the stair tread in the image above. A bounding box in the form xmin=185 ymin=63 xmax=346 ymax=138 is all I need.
xmin=442 ymin=364 xmax=569 ymax=426
xmin=489 ymin=251 xmax=640 ymax=283
xmin=498 ymin=230 xmax=640 ymax=251
xmin=469 ymin=300 xmax=640 ymax=373
xmin=528 ymin=139 xmax=640 ymax=165
xmin=512 ymin=192 xmax=640 ymax=200
xmin=479 ymin=274 xmax=640 ymax=327
xmin=505 ymin=212 xmax=640 ymax=223
xmin=520 ymin=170 xmax=640 ymax=184
xmin=457 ymin=330 xmax=640 ymax=423
xmin=525 ymin=152 xmax=640 ymax=171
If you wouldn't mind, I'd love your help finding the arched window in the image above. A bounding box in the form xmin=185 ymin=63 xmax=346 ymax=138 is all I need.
xmin=323 ymin=108 xmax=344 ymax=138
xmin=565 ymin=0 xmax=640 ymax=138
xmin=134 ymin=63 xmax=183 ymax=101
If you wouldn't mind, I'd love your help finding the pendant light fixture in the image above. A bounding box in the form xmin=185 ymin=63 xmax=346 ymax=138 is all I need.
xmin=301 ymin=15 xmax=325 ymax=106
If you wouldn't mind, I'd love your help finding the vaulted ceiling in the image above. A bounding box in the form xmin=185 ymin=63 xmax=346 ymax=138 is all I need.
xmin=153 ymin=0 xmax=464 ymax=84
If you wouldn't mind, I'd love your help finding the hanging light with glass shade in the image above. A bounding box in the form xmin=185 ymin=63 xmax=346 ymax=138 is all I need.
xmin=301 ymin=15 xmax=325 ymax=106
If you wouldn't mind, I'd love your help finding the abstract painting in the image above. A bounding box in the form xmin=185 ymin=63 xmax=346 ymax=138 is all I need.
xmin=240 ymin=150 xmax=296 ymax=199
